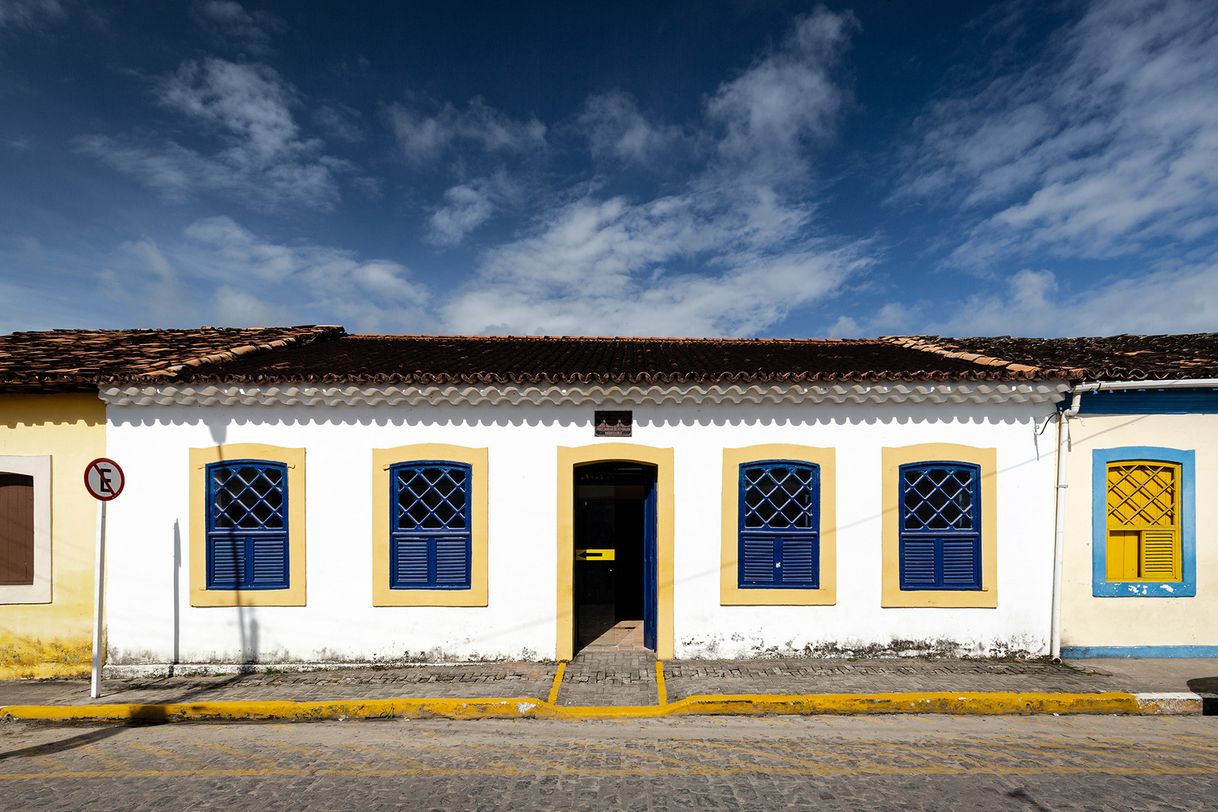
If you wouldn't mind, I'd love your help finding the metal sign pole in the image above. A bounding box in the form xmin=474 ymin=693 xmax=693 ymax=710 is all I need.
xmin=90 ymin=499 xmax=107 ymax=699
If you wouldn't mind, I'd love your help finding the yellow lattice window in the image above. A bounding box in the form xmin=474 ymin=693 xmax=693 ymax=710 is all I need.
xmin=1105 ymin=461 xmax=1182 ymax=581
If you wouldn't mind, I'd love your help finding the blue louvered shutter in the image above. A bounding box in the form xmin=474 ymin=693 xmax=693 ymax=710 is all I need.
xmin=738 ymin=462 xmax=820 ymax=589
xmin=390 ymin=462 xmax=472 ymax=590
xmin=206 ymin=461 xmax=289 ymax=590
xmin=899 ymin=462 xmax=982 ymax=590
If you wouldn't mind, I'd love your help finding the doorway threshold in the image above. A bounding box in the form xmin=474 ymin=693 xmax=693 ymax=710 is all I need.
xmin=580 ymin=620 xmax=647 ymax=652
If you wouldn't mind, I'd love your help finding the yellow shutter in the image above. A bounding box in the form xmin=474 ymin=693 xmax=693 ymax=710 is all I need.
xmin=1105 ymin=461 xmax=1182 ymax=582
xmin=1106 ymin=530 xmax=1139 ymax=580
xmin=1140 ymin=529 xmax=1180 ymax=581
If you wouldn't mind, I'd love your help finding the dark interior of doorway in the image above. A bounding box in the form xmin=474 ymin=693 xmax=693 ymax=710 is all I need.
xmin=573 ymin=462 xmax=656 ymax=654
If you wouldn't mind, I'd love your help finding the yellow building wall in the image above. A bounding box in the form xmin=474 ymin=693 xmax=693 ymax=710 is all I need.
xmin=1062 ymin=412 xmax=1218 ymax=648
xmin=0 ymin=393 xmax=105 ymax=677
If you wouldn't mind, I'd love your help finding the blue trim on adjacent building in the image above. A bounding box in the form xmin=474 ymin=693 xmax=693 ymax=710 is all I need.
xmin=1062 ymin=645 xmax=1218 ymax=659
xmin=1079 ymin=388 xmax=1218 ymax=415
xmin=1092 ymin=446 xmax=1196 ymax=597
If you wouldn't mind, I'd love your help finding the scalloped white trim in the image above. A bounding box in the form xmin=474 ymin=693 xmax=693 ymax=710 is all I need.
xmin=100 ymin=381 xmax=1071 ymax=407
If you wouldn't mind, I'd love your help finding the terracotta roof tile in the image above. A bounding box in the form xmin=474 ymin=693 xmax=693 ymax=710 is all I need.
xmin=173 ymin=334 xmax=1051 ymax=386
xmin=8 ymin=327 xmax=1215 ymax=391
xmin=0 ymin=326 xmax=344 ymax=392
xmin=901 ymin=334 xmax=1218 ymax=381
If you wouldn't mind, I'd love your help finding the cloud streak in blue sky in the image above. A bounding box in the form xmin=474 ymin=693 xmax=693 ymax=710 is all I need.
xmin=0 ymin=0 xmax=1215 ymax=337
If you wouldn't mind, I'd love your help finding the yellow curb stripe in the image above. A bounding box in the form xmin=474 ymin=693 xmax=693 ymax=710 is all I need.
xmin=547 ymin=662 xmax=566 ymax=705
xmin=0 ymin=690 xmax=1153 ymax=723
xmin=655 ymin=660 xmax=667 ymax=706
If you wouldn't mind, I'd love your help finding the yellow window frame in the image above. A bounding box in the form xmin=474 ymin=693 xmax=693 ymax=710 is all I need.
xmin=371 ymin=444 xmax=488 ymax=607
xmin=720 ymin=445 xmax=836 ymax=606
xmin=189 ymin=444 xmax=306 ymax=607
xmin=1104 ymin=459 xmax=1182 ymax=582
xmin=881 ymin=444 xmax=998 ymax=608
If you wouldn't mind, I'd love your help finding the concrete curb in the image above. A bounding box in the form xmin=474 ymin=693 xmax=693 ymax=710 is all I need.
xmin=1 ymin=690 xmax=1210 ymax=723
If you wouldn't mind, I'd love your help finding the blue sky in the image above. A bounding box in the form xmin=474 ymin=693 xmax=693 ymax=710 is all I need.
xmin=1 ymin=0 xmax=1216 ymax=337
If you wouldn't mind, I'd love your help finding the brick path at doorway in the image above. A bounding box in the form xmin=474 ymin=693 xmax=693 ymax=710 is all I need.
xmin=2 ymin=656 xmax=1214 ymax=711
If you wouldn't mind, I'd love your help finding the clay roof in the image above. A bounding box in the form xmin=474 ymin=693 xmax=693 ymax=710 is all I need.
xmin=171 ymin=334 xmax=1071 ymax=386
xmin=0 ymin=325 xmax=344 ymax=392
xmin=898 ymin=334 xmax=1218 ymax=382
xmin=6 ymin=327 xmax=1215 ymax=392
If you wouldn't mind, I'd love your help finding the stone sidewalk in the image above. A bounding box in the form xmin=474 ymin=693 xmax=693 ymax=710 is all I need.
xmin=1 ymin=655 xmax=1214 ymax=710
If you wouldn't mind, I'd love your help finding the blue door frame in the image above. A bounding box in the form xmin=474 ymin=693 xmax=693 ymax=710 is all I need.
xmin=642 ymin=479 xmax=658 ymax=651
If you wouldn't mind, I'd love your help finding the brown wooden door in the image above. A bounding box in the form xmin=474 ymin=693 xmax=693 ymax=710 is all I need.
xmin=0 ymin=473 xmax=35 ymax=586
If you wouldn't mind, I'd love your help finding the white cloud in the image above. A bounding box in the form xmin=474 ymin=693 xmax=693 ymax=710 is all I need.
xmin=180 ymin=216 xmax=429 ymax=331
xmin=824 ymin=303 xmax=917 ymax=339
xmin=578 ymin=91 xmax=683 ymax=164
xmin=897 ymin=0 xmax=1218 ymax=265
xmin=425 ymin=172 xmax=518 ymax=246
xmin=0 ymin=0 xmax=65 ymax=30
xmin=833 ymin=256 xmax=1218 ymax=338
xmin=441 ymin=9 xmax=867 ymax=336
xmin=427 ymin=183 xmax=496 ymax=246
xmin=706 ymin=9 xmax=855 ymax=183
xmin=388 ymin=97 xmax=546 ymax=164
xmin=931 ymin=261 xmax=1218 ymax=337
xmin=313 ymin=103 xmax=365 ymax=143
xmin=79 ymin=58 xmax=344 ymax=210
xmin=192 ymin=0 xmax=279 ymax=54
xmin=442 ymin=191 xmax=872 ymax=336
xmin=213 ymin=284 xmax=287 ymax=325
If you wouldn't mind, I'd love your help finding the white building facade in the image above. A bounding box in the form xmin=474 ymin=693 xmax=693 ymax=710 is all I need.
xmin=100 ymin=376 xmax=1067 ymax=666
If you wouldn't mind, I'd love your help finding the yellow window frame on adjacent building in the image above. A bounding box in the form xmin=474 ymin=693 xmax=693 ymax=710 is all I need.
xmin=1104 ymin=459 xmax=1182 ymax=582
xmin=189 ymin=443 xmax=306 ymax=607
xmin=720 ymin=445 xmax=836 ymax=606
xmin=372 ymin=444 xmax=488 ymax=607
xmin=881 ymin=443 xmax=997 ymax=608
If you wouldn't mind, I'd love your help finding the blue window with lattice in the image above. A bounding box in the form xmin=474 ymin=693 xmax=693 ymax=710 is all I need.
xmin=738 ymin=461 xmax=819 ymax=589
xmin=899 ymin=462 xmax=981 ymax=590
xmin=390 ymin=461 xmax=472 ymax=590
xmin=206 ymin=460 xmax=289 ymax=590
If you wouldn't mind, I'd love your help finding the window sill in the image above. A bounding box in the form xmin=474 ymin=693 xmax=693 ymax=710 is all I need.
xmin=1093 ymin=581 xmax=1195 ymax=598
xmin=882 ymin=588 xmax=996 ymax=608
xmin=721 ymin=586 xmax=835 ymax=606
xmin=192 ymin=586 xmax=305 ymax=607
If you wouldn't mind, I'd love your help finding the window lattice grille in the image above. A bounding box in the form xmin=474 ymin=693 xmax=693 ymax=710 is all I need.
xmin=1106 ymin=463 xmax=1177 ymax=527
xmin=209 ymin=463 xmax=286 ymax=530
xmin=742 ymin=463 xmax=817 ymax=530
xmin=901 ymin=465 xmax=977 ymax=531
xmin=394 ymin=464 xmax=470 ymax=532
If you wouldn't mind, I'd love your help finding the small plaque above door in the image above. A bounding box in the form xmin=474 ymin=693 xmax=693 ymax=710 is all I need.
xmin=594 ymin=410 xmax=632 ymax=437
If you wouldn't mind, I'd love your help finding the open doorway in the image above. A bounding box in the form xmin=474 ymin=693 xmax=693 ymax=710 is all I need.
xmin=573 ymin=462 xmax=657 ymax=654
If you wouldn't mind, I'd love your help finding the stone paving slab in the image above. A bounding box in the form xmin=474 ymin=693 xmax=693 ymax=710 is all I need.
xmin=662 ymin=658 xmax=1121 ymax=701
xmin=1 ymin=657 xmax=1213 ymax=710
xmin=0 ymin=662 xmax=558 ymax=707
xmin=558 ymin=651 xmax=657 ymax=706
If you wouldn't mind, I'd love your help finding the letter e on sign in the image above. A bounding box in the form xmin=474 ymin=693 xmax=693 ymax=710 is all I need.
xmin=84 ymin=458 xmax=125 ymax=501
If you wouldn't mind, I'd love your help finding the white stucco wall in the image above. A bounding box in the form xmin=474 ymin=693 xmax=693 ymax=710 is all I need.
xmin=104 ymin=399 xmax=1058 ymax=663
xmin=1061 ymin=412 xmax=1218 ymax=649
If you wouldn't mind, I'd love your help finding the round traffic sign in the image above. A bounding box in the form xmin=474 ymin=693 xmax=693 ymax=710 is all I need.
xmin=84 ymin=458 xmax=125 ymax=501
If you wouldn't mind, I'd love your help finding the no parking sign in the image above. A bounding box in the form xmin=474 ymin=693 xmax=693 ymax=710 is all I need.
xmin=84 ymin=457 xmax=124 ymax=698
xmin=84 ymin=457 xmax=125 ymax=501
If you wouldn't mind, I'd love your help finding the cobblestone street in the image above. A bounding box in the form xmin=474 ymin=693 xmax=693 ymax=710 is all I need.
xmin=1 ymin=715 xmax=1216 ymax=810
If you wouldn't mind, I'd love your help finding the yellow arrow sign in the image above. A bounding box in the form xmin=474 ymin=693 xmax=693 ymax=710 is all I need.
xmin=575 ymin=548 xmax=615 ymax=561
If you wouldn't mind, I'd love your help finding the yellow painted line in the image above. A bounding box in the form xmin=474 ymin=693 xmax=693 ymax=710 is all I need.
xmin=194 ymin=740 xmax=278 ymax=768
xmin=548 ymin=661 xmax=567 ymax=705
xmin=655 ymin=660 xmax=667 ymax=706
xmin=0 ymin=690 xmax=1155 ymax=723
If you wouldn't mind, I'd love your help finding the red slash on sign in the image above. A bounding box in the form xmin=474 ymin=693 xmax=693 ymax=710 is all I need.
xmin=84 ymin=457 xmax=125 ymax=501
